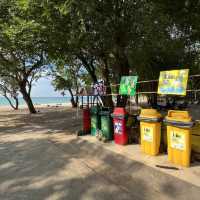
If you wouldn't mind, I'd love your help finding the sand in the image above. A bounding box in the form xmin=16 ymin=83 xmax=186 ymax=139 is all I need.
xmin=0 ymin=105 xmax=200 ymax=200
xmin=0 ymin=102 xmax=71 ymax=111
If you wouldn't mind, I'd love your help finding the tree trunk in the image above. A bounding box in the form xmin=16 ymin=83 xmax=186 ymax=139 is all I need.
xmin=150 ymin=81 xmax=158 ymax=108
xmin=116 ymin=94 xmax=128 ymax=107
xmin=78 ymin=56 xmax=111 ymax=107
xmin=4 ymin=95 xmax=18 ymax=110
xmin=115 ymin=52 xmax=130 ymax=107
xmin=20 ymin=86 xmax=37 ymax=114
xmin=102 ymin=59 xmax=114 ymax=108
xmin=75 ymin=86 xmax=79 ymax=107
xmin=14 ymin=96 xmax=19 ymax=110
xmin=75 ymin=93 xmax=79 ymax=106
xmin=68 ymin=88 xmax=77 ymax=108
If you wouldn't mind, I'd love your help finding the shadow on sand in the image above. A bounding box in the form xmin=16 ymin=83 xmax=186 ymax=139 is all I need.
xmin=0 ymin=107 xmax=200 ymax=200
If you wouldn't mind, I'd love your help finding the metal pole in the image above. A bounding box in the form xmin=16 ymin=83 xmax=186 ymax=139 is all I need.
xmin=82 ymin=96 xmax=83 ymax=108
xmin=87 ymin=95 xmax=89 ymax=107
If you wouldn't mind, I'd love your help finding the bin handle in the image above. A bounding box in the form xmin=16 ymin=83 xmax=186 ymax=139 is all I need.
xmin=137 ymin=116 xmax=162 ymax=122
xmin=168 ymin=110 xmax=189 ymax=118
xmin=163 ymin=119 xmax=194 ymax=128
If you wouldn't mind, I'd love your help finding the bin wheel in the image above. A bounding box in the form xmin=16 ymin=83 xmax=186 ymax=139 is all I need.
xmin=102 ymin=137 xmax=108 ymax=143
xmin=77 ymin=130 xmax=84 ymax=136
xmin=97 ymin=131 xmax=103 ymax=141
xmin=96 ymin=131 xmax=100 ymax=139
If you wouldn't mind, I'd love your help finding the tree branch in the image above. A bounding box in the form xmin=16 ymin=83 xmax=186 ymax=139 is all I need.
xmin=0 ymin=72 xmax=16 ymax=80
xmin=0 ymin=52 xmax=13 ymax=65
xmin=3 ymin=94 xmax=17 ymax=110
xmin=26 ymin=54 xmax=44 ymax=77
xmin=76 ymin=53 xmax=97 ymax=82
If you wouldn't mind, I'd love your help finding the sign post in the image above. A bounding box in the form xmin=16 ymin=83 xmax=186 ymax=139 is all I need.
xmin=158 ymin=69 xmax=189 ymax=96
xmin=119 ymin=76 xmax=138 ymax=96
xmin=119 ymin=76 xmax=138 ymax=112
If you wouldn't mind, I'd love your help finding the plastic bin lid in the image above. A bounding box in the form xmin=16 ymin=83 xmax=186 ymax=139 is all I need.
xmin=139 ymin=109 xmax=161 ymax=119
xmin=99 ymin=111 xmax=111 ymax=115
xmin=99 ymin=107 xmax=112 ymax=115
xmin=165 ymin=110 xmax=192 ymax=123
xmin=112 ymin=107 xmax=127 ymax=116
xmin=90 ymin=106 xmax=99 ymax=113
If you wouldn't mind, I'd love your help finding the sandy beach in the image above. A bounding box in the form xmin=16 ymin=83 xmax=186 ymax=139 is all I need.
xmin=0 ymin=105 xmax=200 ymax=200
xmin=0 ymin=102 xmax=72 ymax=112
xmin=0 ymin=104 xmax=81 ymax=138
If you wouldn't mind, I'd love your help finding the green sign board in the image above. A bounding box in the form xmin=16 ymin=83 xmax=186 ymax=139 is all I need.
xmin=119 ymin=76 xmax=138 ymax=96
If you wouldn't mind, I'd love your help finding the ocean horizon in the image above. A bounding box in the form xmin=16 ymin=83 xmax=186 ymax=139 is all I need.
xmin=0 ymin=97 xmax=72 ymax=107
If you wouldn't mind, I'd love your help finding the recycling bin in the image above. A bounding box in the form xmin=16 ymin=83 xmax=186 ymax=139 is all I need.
xmin=99 ymin=107 xmax=113 ymax=141
xmin=111 ymin=107 xmax=128 ymax=145
xmin=164 ymin=110 xmax=194 ymax=167
xmin=90 ymin=106 xmax=100 ymax=136
xmin=83 ymin=107 xmax=91 ymax=133
xmin=138 ymin=109 xmax=162 ymax=156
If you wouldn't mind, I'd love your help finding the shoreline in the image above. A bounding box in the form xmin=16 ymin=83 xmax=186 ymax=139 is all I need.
xmin=0 ymin=102 xmax=72 ymax=111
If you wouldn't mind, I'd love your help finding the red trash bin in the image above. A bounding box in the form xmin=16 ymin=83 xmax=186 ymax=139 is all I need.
xmin=83 ymin=107 xmax=91 ymax=133
xmin=112 ymin=108 xmax=128 ymax=145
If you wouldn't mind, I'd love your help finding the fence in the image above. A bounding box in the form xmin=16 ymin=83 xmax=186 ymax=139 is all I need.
xmin=78 ymin=74 xmax=200 ymax=108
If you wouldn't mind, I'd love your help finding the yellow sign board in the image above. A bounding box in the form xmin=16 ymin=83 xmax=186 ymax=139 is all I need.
xmin=158 ymin=69 xmax=189 ymax=96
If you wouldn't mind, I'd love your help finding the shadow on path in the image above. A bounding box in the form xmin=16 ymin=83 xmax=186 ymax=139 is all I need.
xmin=0 ymin=107 xmax=200 ymax=200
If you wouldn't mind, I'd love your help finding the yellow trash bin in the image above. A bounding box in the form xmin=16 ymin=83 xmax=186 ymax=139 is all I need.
xmin=138 ymin=109 xmax=162 ymax=156
xmin=164 ymin=110 xmax=194 ymax=167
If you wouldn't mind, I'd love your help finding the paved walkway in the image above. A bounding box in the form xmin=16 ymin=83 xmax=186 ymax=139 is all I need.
xmin=0 ymin=108 xmax=200 ymax=200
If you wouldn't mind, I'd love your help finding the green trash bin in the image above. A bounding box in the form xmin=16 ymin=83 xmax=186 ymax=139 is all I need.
xmin=99 ymin=107 xmax=113 ymax=141
xmin=90 ymin=106 xmax=100 ymax=136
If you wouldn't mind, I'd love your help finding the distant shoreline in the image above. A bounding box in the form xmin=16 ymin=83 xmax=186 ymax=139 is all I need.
xmin=0 ymin=102 xmax=72 ymax=111
xmin=0 ymin=97 xmax=72 ymax=107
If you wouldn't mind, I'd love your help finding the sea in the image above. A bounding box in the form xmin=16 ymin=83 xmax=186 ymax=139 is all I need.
xmin=0 ymin=97 xmax=71 ymax=107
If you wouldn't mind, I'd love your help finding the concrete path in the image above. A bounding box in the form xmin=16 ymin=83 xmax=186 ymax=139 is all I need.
xmin=0 ymin=107 xmax=200 ymax=200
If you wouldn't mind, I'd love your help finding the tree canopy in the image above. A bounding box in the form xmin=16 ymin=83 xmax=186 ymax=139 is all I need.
xmin=0 ymin=0 xmax=200 ymax=110
xmin=0 ymin=0 xmax=47 ymax=113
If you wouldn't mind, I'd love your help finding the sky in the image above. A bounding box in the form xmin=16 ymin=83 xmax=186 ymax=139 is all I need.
xmin=31 ymin=77 xmax=64 ymax=97
xmin=0 ymin=77 xmax=69 ymax=98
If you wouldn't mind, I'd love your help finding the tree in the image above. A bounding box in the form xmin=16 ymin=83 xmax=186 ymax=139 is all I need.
xmin=52 ymin=59 xmax=89 ymax=107
xmin=65 ymin=0 xmax=142 ymax=106
xmin=129 ymin=0 xmax=200 ymax=105
xmin=4 ymin=0 xmax=199 ymax=110
xmin=28 ymin=0 xmax=150 ymax=107
xmin=53 ymin=75 xmax=78 ymax=107
xmin=0 ymin=77 xmax=19 ymax=110
xmin=0 ymin=0 xmax=47 ymax=113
